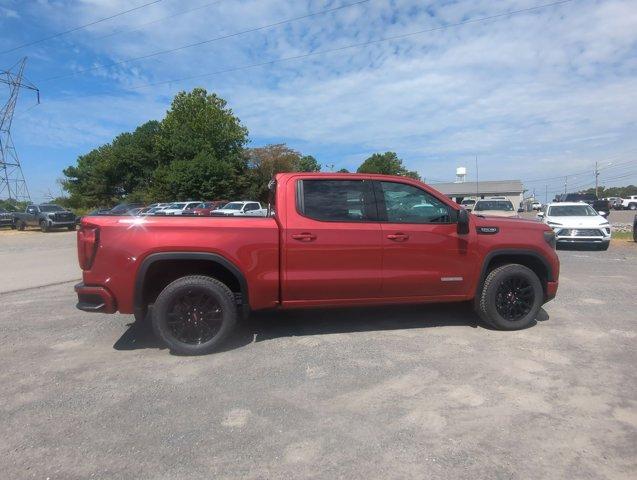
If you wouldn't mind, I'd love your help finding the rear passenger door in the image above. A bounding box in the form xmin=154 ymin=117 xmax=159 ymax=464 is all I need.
xmin=283 ymin=179 xmax=383 ymax=303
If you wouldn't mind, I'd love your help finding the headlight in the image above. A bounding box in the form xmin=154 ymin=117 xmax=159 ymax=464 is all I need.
xmin=547 ymin=221 xmax=562 ymax=226
xmin=600 ymin=221 xmax=609 ymax=226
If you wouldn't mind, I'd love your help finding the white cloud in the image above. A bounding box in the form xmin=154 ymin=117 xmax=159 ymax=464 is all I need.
xmin=5 ymin=0 xmax=637 ymax=192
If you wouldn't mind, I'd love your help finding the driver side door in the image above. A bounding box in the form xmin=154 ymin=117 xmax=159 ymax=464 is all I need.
xmin=374 ymin=180 xmax=476 ymax=298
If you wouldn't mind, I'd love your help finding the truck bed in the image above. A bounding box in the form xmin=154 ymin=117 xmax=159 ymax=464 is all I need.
xmin=81 ymin=215 xmax=280 ymax=313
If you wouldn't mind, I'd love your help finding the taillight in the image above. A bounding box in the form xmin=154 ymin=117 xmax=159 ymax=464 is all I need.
xmin=77 ymin=225 xmax=99 ymax=270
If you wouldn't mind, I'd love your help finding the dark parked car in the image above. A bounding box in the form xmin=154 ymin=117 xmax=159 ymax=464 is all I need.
xmin=109 ymin=203 xmax=145 ymax=215
xmin=13 ymin=204 xmax=76 ymax=232
xmin=0 ymin=208 xmax=14 ymax=228
xmin=76 ymin=208 xmax=111 ymax=224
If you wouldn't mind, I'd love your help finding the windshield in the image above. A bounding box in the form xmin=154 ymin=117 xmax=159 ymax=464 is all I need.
xmin=474 ymin=201 xmax=514 ymax=212
xmin=221 ymin=202 xmax=243 ymax=210
xmin=168 ymin=203 xmax=186 ymax=209
xmin=461 ymin=199 xmax=475 ymax=205
xmin=549 ymin=205 xmax=598 ymax=216
xmin=39 ymin=205 xmax=64 ymax=212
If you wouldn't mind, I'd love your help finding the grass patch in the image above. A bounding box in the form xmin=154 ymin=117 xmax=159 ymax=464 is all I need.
xmin=612 ymin=231 xmax=634 ymax=241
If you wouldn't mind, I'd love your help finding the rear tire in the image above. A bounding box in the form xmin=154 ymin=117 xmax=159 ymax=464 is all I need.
xmin=151 ymin=275 xmax=237 ymax=355
xmin=629 ymin=203 xmax=637 ymax=211
xmin=67 ymin=225 xmax=75 ymax=231
xmin=476 ymin=264 xmax=543 ymax=330
xmin=18 ymin=221 xmax=26 ymax=231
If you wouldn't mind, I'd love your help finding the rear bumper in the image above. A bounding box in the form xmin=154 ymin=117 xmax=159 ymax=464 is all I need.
xmin=75 ymin=283 xmax=117 ymax=313
xmin=545 ymin=281 xmax=559 ymax=302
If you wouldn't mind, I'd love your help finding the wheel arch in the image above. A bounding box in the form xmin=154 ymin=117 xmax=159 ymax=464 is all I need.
xmin=134 ymin=252 xmax=250 ymax=320
xmin=477 ymin=249 xmax=553 ymax=298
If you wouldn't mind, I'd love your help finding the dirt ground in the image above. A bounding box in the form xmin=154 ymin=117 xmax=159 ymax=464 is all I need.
xmin=0 ymin=230 xmax=635 ymax=479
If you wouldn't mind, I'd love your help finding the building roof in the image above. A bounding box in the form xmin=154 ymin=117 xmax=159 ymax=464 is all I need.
xmin=430 ymin=180 xmax=524 ymax=196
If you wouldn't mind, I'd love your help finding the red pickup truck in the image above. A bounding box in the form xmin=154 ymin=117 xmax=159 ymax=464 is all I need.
xmin=76 ymin=173 xmax=559 ymax=355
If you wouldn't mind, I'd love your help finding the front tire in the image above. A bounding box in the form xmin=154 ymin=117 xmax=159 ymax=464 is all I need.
xmin=476 ymin=264 xmax=543 ymax=330
xmin=18 ymin=221 xmax=26 ymax=231
xmin=151 ymin=275 xmax=238 ymax=355
xmin=40 ymin=220 xmax=49 ymax=232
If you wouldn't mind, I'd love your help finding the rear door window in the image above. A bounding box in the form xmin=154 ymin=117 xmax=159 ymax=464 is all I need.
xmin=298 ymin=180 xmax=375 ymax=222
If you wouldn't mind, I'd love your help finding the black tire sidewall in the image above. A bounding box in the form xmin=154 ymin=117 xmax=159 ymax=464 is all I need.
xmin=481 ymin=265 xmax=543 ymax=330
xmin=151 ymin=276 xmax=237 ymax=355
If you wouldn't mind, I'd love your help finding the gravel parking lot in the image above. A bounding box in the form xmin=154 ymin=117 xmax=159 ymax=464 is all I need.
xmin=1 ymin=229 xmax=635 ymax=479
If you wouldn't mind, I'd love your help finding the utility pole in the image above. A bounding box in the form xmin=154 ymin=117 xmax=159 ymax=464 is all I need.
xmin=564 ymin=176 xmax=567 ymax=195
xmin=1 ymin=58 xmax=39 ymax=202
xmin=475 ymin=155 xmax=479 ymax=198
xmin=545 ymin=184 xmax=548 ymax=204
xmin=594 ymin=161 xmax=600 ymax=197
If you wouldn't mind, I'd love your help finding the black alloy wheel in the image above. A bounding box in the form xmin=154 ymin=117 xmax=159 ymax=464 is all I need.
xmin=494 ymin=276 xmax=535 ymax=321
xmin=166 ymin=288 xmax=223 ymax=345
xmin=476 ymin=263 xmax=543 ymax=330
xmin=151 ymin=275 xmax=238 ymax=355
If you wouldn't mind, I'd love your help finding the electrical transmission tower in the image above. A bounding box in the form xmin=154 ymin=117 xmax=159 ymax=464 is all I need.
xmin=1 ymin=58 xmax=39 ymax=202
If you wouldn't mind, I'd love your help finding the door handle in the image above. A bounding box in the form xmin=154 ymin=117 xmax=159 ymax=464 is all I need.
xmin=291 ymin=232 xmax=317 ymax=241
xmin=387 ymin=233 xmax=409 ymax=241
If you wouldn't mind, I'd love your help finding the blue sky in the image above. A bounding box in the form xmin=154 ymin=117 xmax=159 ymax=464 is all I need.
xmin=1 ymin=0 xmax=636 ymax=203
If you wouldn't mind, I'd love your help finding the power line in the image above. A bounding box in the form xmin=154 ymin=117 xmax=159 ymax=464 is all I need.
xmin=44 ymin=0 xmax=372 ymax=82
xmin=523 ymin=158 xmax=636 ymax=184
xmin=95 ymin=0 xmax=227 ymax=41
xmin=1 ymin=0 xmax=164 ymax=55
xmin=123 ymin=0 xmax=575 ymax=91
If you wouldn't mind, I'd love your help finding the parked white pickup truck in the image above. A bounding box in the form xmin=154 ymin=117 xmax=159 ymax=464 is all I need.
xmin=620 ymin=196 xmax=637 ymax=210
xmin=212 ymin=201 xmax=268 ymax=216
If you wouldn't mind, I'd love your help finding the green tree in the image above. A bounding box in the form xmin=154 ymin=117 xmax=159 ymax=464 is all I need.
xmin=337 ymin=168 xmax=350 ymax=173
xmin=150 ymin=151 xmax=241 ymax=201
xmin=581 ymin=185 xmax=637 ymax=198
xmin=62 ymin=88 xmax=249 ymax=206
xmin=157 ymin=88 xmax=247 ymax=167
xmin=245 ymin=144 xmax=302 ymax=200
xmin=62 ymin=120 xmax=161 ymax=208
xmin=356 ymin=152 xmax=420 ymax=180
xmin=298 ymin=155 xmax=321 ymax=172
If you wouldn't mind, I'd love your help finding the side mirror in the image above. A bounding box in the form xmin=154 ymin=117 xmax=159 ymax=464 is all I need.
xmin=517 ymin=208 xmax=524 ymax=213
xmin=457 ymin=209 xmax=470 ymax=235
xmin=537 ymin=212 xmax=544 ymax=218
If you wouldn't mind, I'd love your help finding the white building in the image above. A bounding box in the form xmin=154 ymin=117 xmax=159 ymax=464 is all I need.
xmin=430 ymin=180 xmax=525 ymax=208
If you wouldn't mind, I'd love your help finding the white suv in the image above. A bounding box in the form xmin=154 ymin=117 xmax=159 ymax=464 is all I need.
xmin=538 ymin=202 xmax=611 ymax=250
